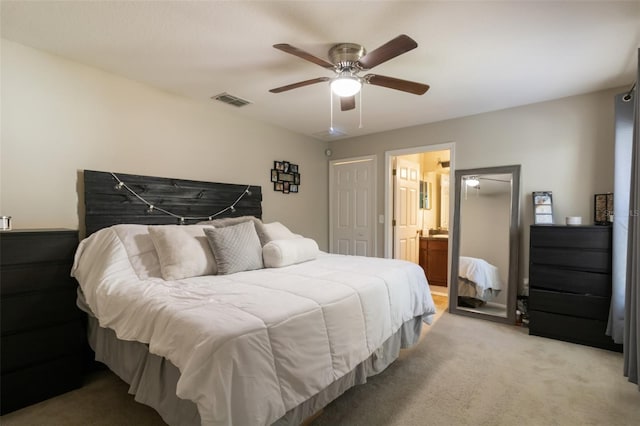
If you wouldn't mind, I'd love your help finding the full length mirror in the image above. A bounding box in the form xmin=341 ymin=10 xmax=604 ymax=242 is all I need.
xmin=449 ymin=165 xmax=520 ymax=324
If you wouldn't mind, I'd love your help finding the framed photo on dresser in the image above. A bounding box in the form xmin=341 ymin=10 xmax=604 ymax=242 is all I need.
xmin=594 ymin=193 xmax=614 ymax=225
xmin=533 ymin=191 xmax=553 ymax=224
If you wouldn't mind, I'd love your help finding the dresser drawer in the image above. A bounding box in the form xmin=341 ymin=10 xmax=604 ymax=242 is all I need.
xmin=1 ymin=321 xmax=84 ymax=373
xmin=1 ymin=263 xmax=75 ymax=296
xmin=530 ymin=225 xmax=611 ymax=250
xmin=529 ymin=289 xmax=610 ymax=320
xmin=0 ymin=230 xmax=78 ymax=266
xmin=528 ymin=310 xmax=621 ymax=352
xmin=0 ymin=353 xmax=83 ymax=414
xmin=1 ymin=287 xmax=83 ymax=335
xmin=530 ymin=247 xmax=610 ymax=273
xmin=529 ymin=265 xmax=610 ymax=296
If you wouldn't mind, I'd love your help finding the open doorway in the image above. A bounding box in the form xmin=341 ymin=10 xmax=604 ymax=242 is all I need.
xmin=384 ymin=143 xmax=454 ymax=298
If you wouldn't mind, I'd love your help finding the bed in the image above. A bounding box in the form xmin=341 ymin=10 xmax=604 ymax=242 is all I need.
xmin=72 ymin=171 xmax=437 ymax=426
xmin=457 ymin=256 xmax=503 ymax=307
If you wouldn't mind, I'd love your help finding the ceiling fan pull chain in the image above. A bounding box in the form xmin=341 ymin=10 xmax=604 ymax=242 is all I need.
xmin=359 ymin=89 xmax=363 ymax=129
xmin=330 ymin=88 xmax=334 ymax=133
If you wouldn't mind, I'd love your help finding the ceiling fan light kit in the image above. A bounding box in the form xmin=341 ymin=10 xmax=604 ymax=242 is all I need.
xmin=330 ymin=73 xmax=362 ymax=97
xmin=270 ymin=34 xmax=430 ymax=116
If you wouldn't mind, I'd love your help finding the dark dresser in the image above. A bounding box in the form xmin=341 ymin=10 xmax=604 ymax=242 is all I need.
xmin=528 ymin=225 xmax=621 ymax=351
xmin=1 ymin=229 xmax=84 ymax=414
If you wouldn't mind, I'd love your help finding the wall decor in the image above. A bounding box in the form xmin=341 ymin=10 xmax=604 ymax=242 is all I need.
xmin=419 ymin=180 xmax=431 ymax=210
xmin=594 ymin=193 xmax=614 ymax=225
xmin=271 ymin=161 xmax=300 ymax=194
xmin=532 ymin=191 xmax=553 ymax=224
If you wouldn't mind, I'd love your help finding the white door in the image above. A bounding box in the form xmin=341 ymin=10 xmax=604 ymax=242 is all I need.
xmin=393 ymin=157 xmax=421 ymax=262
xmin=330 ymin=156 xmax=376 ymax=256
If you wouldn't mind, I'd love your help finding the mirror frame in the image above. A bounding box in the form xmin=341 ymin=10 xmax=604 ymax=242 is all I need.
xmin=449 ymin=164 xmax=520 ymax=324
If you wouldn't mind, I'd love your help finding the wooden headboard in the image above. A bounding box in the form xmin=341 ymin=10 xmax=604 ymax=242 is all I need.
xmin=84 ymin=170 xmax=262 ymax=235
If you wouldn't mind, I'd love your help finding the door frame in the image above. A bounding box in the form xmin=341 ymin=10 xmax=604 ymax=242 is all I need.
xmin=384 ymin=142 xmax=456 ymax=258
xmin=329 ymin=154 xmax=377 ymax=256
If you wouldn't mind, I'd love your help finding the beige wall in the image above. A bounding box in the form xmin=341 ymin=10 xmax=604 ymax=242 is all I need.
xmin=0 ymin=39 xmax=329 ymax=248
xmin=328 ymin=87 xmax=621 ymax=286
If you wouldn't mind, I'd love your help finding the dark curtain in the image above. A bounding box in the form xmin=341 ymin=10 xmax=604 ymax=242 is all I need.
xmin=609 ymin=93 xmax=633 ymax=342
xmin=623 ymin=49 xmax=639 ymax=389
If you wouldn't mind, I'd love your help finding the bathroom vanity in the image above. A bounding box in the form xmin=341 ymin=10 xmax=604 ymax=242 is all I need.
xmin=419 ymin=236 xmax=448 ymax=287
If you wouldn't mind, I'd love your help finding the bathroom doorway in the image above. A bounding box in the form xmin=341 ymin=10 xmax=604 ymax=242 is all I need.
xmin=385 ymin=143 xmax=454 ymax=298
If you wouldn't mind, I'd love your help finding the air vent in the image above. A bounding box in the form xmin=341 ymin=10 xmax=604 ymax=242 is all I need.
xmin=211 ymin=92 xmax=252 ymax=107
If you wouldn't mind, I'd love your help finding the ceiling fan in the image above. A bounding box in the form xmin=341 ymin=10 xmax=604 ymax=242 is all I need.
xmin=269 ymin=34 xmax=430 ymax=111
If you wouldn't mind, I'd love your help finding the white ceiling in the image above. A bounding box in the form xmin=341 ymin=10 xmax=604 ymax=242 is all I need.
xmin=2 ymin=1 xmax=638 ymax=141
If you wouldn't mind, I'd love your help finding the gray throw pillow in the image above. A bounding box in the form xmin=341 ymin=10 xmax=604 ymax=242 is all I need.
xmin=204 ymin=221 xmax=264 ymax=275
xmin=199 ymin=216 xmax=268 ymax=246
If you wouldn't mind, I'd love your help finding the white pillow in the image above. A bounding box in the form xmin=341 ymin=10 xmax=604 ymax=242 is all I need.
xmin=262 ymin=222 xmax=303 ymax=242
xmin=262 ymin=238 xmax=319 ymax=268
xmin=112 ymin=224 xmax=162 ymax=279
xmin=148 ymin=225 xmax=216 ymax=280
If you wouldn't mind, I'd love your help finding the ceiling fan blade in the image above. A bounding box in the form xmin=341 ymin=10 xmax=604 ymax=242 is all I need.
xmin=340 ymin=96 xmax=356 ymax=111
xmin=364 ymin=74 xmax=430 ymax=95
xmin=357 ymin=35 xmax=418 ymax=70
xmin=269 ymin=77 xmax=330 ymax=93
xmin=273 ymin=44 xmax=335 ymax=69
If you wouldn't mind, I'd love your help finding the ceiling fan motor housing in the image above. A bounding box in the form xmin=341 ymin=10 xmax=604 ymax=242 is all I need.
xmin=328 ymin=43 xmax=366 ymax=71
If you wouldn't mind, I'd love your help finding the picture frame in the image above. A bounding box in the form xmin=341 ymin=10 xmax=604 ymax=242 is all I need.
xmin=419 ymin=180 xmax=431 ymax=210
xmin=278 ymin=172 xmax=294 ymax=182
xmin=271 ymin=160 xmax=301 ymax=194
xmin=594 ymin=193 xmax=613 ymax=225
xmin=533 ymin=191 xmax=553 ymax=224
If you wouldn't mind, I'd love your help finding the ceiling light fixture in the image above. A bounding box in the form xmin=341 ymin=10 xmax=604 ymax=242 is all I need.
xmin=330 ymin=72 xmax=362 ymax=97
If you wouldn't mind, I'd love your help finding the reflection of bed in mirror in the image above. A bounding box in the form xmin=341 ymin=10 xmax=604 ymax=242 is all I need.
xmin=449 ymin=164 xmax=520 ymax=324
xmin=457 ymin=256 xmax=502 ymax=308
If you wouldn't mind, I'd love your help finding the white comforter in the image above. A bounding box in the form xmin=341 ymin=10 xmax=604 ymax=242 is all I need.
xmin=458 ymin=256 xmax=502 ymax=300
xmin=72 ymin=225 xmax=435 ymax=426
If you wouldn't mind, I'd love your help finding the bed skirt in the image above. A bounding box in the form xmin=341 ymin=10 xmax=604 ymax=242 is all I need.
xmin=86 ymin=314 xmax=424 ymax=426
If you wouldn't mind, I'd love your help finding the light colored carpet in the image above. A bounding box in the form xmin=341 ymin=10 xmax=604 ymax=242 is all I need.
xmin=2 ymin=311 xmax=638 ymax=426
xmin=313 ymin=313 xmax=640 ymax=426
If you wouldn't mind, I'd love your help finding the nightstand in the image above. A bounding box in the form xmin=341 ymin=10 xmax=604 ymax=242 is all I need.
xmin=1 ymin=229 xmax=84 ymax=414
